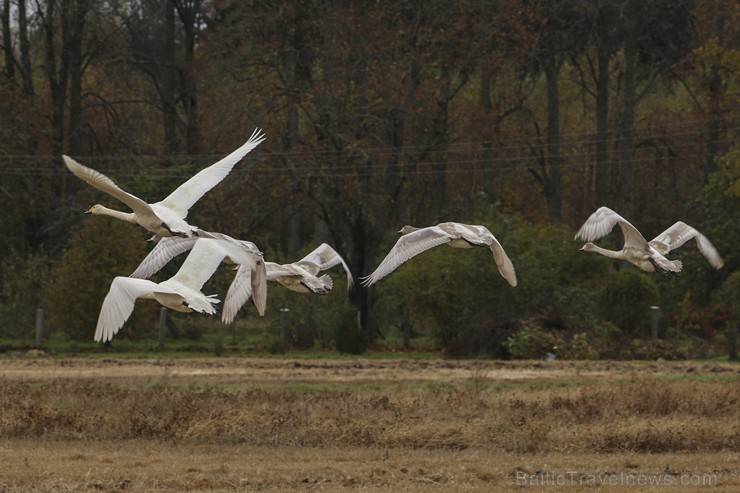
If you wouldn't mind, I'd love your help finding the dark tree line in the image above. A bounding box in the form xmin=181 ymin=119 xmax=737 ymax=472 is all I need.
xmin=0 ymin=0 xmax=737 ymax=347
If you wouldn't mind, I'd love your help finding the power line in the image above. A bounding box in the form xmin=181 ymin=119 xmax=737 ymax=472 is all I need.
xmin=0 ymin=122 xmax=735 ymax=179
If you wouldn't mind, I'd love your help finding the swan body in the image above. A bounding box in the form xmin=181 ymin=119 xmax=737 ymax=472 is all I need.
xmin=267 ymin=264 xmax=333 ymax=294
xmin=575 ymin=207 xmax=724 ymax=273
xmin=361 ymin=222 xmax=518 ymax=287
xmin=95 ymin=238 xmax=251 ymax=342
xmin=128 ymin=233 xmax=267 ymax=323
xmin=265 ymin=243 xmax=354 ymax=294
xmin=64 ymin=128 xmax=265 ymax=239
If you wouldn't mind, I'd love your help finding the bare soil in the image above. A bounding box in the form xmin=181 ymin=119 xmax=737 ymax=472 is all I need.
xmin=1 ymin=356 xmax=738 ymax=492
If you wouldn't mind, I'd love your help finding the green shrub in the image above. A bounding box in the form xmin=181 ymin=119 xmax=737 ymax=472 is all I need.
xmin=334 ymin=324 xmax=367 ymax=354
xmin=716 ymin=271 xmax=740 ymax=360
xmin=0 ymin=253 xmax=49 ymax=340
xmin=599 ymin=270 xmax=659 ymax=337
xmin=43 ymin=219 xmax=154 ymax=341
xmin=370 ymin=209 xmax=608 ymax=356
xmin=716 ymin=271 xmax=740 ymax=319
xmin=557 ymin=332 xmax=599 ymax=360
xmin=504 ymin=324 xmax=559 ymax=359
xmin=625 ymin=338 xmax=693 ymax=360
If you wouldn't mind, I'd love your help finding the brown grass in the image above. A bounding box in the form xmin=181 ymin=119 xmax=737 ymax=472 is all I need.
xmin=0 ymin=357 xmax=738 ymax=491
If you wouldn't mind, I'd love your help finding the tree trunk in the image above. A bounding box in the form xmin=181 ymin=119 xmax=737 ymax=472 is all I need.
xmin=544 ymin=56 xmax=562 ymax=223
xmin=66 ymin=0 xmax=89 ymax=157
xmin=479 ymin=66 xmax=496 ymax=199
xmin=594 ymin=39 xmax=610 ymax=207
xmin=18 ymin=0 xmax=34 ymax=97
xmin=174 ymin=0 xmax=202 ymax=154
xmin=617 ymin=21 xmax=638 ymax=219
xmin=282 ymin=6 xmax=311 ymax=257
xmin=2 ymin=0 xmax=14 ymax=80
xmin=43 ymin=0 xmax=66 ymax=159
xmin=430 ymin=65 xmax=451 ymax=222
xmin=704 ymin=0 xmax=727 ymax=183
xmin=162 ymin=0 xmax=179 ymax=157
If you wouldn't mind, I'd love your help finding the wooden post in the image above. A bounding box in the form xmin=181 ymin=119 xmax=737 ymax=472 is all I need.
xmin=402 ymin=307 xmax=411 ymax=351
xmin=279 ymin=308 xmax=289 ymax=349
xmin=650 ymin=306 xmax=660 ymax=339
xmin=158 ymin=307 xmax=167 ymax=350
xmin=35 ymin=308 xmax=44 ymax=348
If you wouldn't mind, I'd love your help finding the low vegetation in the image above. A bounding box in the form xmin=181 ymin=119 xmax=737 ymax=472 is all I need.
xmin=2 ymin=359 xmax=738 ymax=451
xmin=1 ymin=357 xmax=738 ymax=491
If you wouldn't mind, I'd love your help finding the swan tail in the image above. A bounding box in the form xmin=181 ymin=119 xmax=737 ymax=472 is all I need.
xmin=319 ymin=274 xmax=333 ymax=292
xmin=187 ymin=295 xmax=220 ymax=315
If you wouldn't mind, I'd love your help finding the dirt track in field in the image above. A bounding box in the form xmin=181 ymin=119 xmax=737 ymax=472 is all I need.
xmin=2 ymin=355 xmax=737 ymax=385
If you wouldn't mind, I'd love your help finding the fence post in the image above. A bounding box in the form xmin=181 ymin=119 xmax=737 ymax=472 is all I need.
xmin=279 ymin=308 xmax=290 ymax=348
xmin=35 ymin=308 xmax=44 ymax=348
xmin=158 ymin=307 xmax=167 ymax=350
xmin=402 ymin=307 xmax=411 ymax=351
xmin=650 ymin=306 xmax=660 ymax=339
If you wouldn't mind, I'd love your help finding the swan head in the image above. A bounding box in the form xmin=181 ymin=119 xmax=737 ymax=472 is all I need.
xmin=397 ymin=225 xmax=419 ymax=235
xmin=85 ymin=204 xmax=104 ymax=215
xmin=579 ymin=242 xmax=597 ymax=252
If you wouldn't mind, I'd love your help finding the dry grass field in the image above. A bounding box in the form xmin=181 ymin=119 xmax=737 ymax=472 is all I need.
xmin=0 ymin=356 xmax=738 ymax=492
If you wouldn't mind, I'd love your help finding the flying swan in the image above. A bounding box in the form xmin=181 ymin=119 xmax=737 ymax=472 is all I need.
xmin=361 ymin=222 xmax=518 ymax=287
xmin=575 ymin=206 xmax=724 ymax=273
xmin=63 ymin=128 xmax=265 ymax=239
xmin=129 ymin=232 xmax=268 ymax=324
xmin=95 ymin=237 xmax=267 ymax=342
xmin=264 ymin=243 xmax=355 ymax=294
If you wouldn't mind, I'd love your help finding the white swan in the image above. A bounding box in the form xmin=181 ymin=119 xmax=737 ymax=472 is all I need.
xmin=361 ymin=222 xmax=518 ymax=287
xmin=128 ymin=232 xmax=268 ymax=324
xmin=224 ymin=245 xmax=351 ymax=322
xmin=575 ymin=206 xmax=724 ymax=273
xmin=265 ymin=243 xmax=354 ymax=294
xmin=95 ymin=237 xmax=266 ymax=342
xmin=63 ymin=128 xmax=265 ymax=239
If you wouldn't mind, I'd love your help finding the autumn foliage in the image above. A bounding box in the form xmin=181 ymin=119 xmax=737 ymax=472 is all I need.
xmin=0 ymin=1 xmax=737 ymax=355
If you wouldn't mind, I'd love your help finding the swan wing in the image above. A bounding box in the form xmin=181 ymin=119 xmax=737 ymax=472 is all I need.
xmin=171 ymin=238 xmax=229 ymax=291
xmin=217 ymin=237 xmax=265 ymax=267
xmin=250 ymin=259 xmax=268 ymax=316
xmin=63 ymin=155 xmax=155 ymax=216
xmin=293 ymin=261 xmax=322 ymax=276
xmin=487 ymin=236 xmax=518 ymax=287
xmin=94 ymin=277 xmax=165 ymax=343
xmin=157 ymin=128 xmax=266 ymax=218
xmin=222 ymin=266 xmax=250 ymax=324
xmin=650 ymin=222 xmax=724 ymax=269
xmin=361 ymin=226 xmax=451 ymax=286
xmin=454 ymin=224 xmax=518 ymax=287
xmin=266 ymin=263 xmax=302 ymax=281
xmin=300 ymin=243 xmax=354 ymax=291
xmin=575 ymin=206 xmax=648 ymax=249
xmin=222 ymin=261 xmax=267 ymax=323
xmin=130 ymin=236 xmax=198 ymax=279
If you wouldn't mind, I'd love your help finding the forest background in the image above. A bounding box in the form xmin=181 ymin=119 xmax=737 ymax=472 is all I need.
xmin=0 ymin=0 xmax=737 ymax=359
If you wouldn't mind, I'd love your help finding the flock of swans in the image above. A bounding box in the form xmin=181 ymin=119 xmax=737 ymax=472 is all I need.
xmin=63 ymin=130 xmax=725 ymax=344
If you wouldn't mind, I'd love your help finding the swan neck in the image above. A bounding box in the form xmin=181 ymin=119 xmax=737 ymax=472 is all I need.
xmin=588 ymin=243 xmax=622 ymax=259
xmin=94 ymin=205 xmax=136 ymax=223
